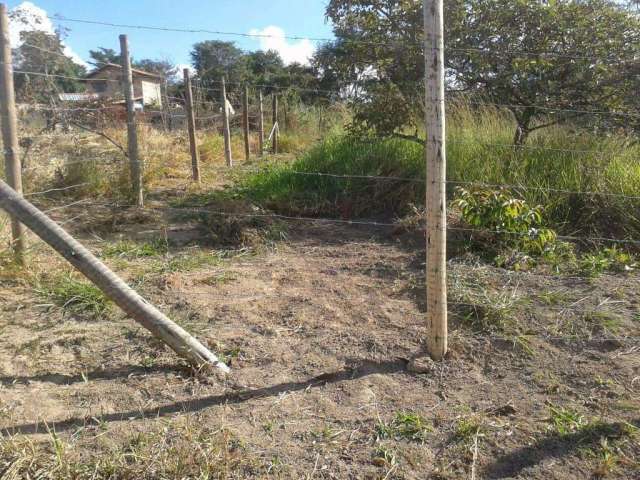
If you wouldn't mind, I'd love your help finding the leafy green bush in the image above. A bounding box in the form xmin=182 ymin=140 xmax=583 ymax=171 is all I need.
xmin=579 ymin=247 xmax=636 ymax=277
xmin=453 ymin=187 xmax=557 ymax=256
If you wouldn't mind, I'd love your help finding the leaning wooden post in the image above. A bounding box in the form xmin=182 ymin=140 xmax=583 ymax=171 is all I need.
xmin=424 ymin=0 xmax=447 ymax=360
xmin=0 ymin=179 xmax=230 ymax=373
xmin=242 ymin=84 xmax=250 ymax=161
xmin=221 ymin=77 xmax=233 ymax=167
xmin=258 ymin=90 xmax=265 ymax=157
xmin=119 ymin=34 xmax=143 ymax=207
xmin=271 ymin=94 xmax=278 ymax=154
xmin=183 ymin=68 xmax=200 ymax=182
xmin=0 ymin=3 xmax=26 ymax=263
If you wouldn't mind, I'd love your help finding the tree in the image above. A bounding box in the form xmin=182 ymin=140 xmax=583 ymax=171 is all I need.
xmin=320 ymin=0 xmax=640 ymax=144
xmin=88 ymin=47 xmax=119 ymax=67
xmin=320 ymin=0 xmax=425 ymax=140
xmin=190 ymin=40 xmax=248 ymax=94
xmin=446 ymin=0 xmax=640 ymax=144
xmin=14 ymin=30 xmax=86 ymax=103
xmin=246 ymin=50 xmax=284 ymax=81
xmin=188 ymin=40 xmax=331 ymax=104
xmin=134 ymin=58 xmax=178 ymax=82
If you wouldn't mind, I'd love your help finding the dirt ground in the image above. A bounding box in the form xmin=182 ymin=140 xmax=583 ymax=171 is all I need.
xmin=0 ymin=180 xmax=639 ymax=479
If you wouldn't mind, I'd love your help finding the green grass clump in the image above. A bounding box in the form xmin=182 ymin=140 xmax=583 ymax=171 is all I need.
xmin=376 ymin=411 xmax=432 ymax=443
xmin=103 ymin=239 xmax=169 ymax=259
xmin=36 ymin=274 xmax=110 ymax=318
xmin=549 ymin=406 xmax=588 ymax=436
xmin=453 ymin=416 xmax=485 ymax=443
xmin=242 ymin=135 xmax=424 ymax=217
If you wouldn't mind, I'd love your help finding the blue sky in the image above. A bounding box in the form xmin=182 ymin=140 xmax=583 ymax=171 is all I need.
xmin=7 ymin=0 xmax=334 ymax=67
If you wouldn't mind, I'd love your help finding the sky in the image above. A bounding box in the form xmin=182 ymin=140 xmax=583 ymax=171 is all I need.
xmin=6 ymin=0 xmax=335 ymax=69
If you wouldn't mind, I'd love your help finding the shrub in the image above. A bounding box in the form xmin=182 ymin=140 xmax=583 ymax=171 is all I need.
xmin=453 ymin=186 xmax=558 ymax=256
xmin=579 ymin=247 xmax=636 ymax=277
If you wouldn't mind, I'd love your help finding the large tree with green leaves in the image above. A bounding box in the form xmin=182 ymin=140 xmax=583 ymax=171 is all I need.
xmin=14 ymin=30 xmax=86 ymax=103
xmin=190 ymin=40 xmax=249 ymax=94
xmin=189 ymin=41 xmax=330 ymax=103
xmin=319 ymin=0 xmax=640 ymax=144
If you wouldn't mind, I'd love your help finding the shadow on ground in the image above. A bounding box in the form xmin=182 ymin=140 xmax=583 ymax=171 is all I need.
xmin=484 ymin=418 xmax=640 ymax=479
xmin=3 ymin=357 xmax=408 ymax=435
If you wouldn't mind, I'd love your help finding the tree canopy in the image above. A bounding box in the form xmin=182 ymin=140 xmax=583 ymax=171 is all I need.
xmin=318 ymin=0 xmax=640 ymax=144
xmin=13 ymin=30 xmax=86 ymax=103
xmin=189 ymin=40 xmax=331 ymax=102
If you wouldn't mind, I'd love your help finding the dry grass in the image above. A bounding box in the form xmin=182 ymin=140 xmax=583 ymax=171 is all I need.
xmin=0 ymin=419 xmax=268 ymax=480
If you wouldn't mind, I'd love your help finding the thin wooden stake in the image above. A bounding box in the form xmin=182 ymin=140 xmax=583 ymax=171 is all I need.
xmin=0 ymin=179 xmax=229 ymax=373
xmin=424 ymin=0 xmax=447 ymax=360
xmin=119 ymin=34 xmax=143 ymax=207
xmin=272 ymin=94 xmax=278 ymax=154
xmin=258 ymin=90 xmax=265 ymax=157
xmin=242 ymin=85 xmax=250 ymax=161
xmin=0 ymin=3 xmax=25 ymax=263
xmin=183 ymin=68 xmax=200 ymax=182
xmin=221 ymin=77 xmax=233 ymax=167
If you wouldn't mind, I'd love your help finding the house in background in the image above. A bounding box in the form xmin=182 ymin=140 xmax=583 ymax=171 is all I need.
xmin=82 ymin=63 xmax=163 ymax=110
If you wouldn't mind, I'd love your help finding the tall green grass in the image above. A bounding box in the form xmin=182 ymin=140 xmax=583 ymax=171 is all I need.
xmin=241 ymin=104 xmax=640 ymax=237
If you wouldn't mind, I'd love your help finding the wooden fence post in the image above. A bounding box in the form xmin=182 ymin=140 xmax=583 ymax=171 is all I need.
xmin=221 ymin=77 xmax=233 ymax=167
xmin=272 ymin=94 xmax=278 ymax=154
xmin=0 ymin=178 xmax=230 ymax=373
xmin=242 ymin=85 xmax=250 ymax=161
xmin=258 ymin=90 xmax=264 ymax=157
xmin=424 ymin=0 xmax=447 ymax=360
xmin=119 ymin=34 xmax=143 ymax=207
xmin=0 ymin=3 xmax=25 ymax=263
xmin=183 ymin=68 xmax=200 ymax=182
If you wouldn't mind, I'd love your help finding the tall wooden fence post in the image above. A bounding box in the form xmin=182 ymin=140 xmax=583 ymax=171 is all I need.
xmin=242 ymin=85 xmax=250 ymax=161
xmin=0 ymin=3 xmax=25 ymax=263
xmin=0 ymin=179 xmax=230 ymax=373
xmin=258 ymin=90 xmax=265 ymax=157
xmin=183 ymin=68 xmax=200 ymax=182
xmin=424 ymin=0 xmax=447 ymax=360
xmin=272 ymin=94 xmax=278 ymax=154
xmin=221 ymin=77 xmax=233 ymax=167
xmin=119 ymin=34 xmax=143 ymax=207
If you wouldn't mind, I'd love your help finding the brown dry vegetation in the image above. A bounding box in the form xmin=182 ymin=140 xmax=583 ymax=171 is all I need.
xmin=0 ymin=125 xmax=639 ymax=479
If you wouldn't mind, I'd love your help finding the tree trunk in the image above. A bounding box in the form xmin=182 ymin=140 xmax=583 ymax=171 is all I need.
xmin=513 ymin=124 xmax=530 ymax=146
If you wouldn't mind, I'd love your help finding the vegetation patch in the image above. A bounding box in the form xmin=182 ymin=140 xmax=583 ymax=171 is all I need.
xmin=375 ymin=411 xmax=433 ymax=444
xmin=35 ymin=273 xmax=110 ymax=319
xmin=242 ymin=104 xmax=640 ymax=240
xmin=102 ymin=239 xmax=169 ymax=259
xmin=453 ymin=186 xmax=558 ymax=267
xmin=0 ymin=424 xmax=266 ymax=479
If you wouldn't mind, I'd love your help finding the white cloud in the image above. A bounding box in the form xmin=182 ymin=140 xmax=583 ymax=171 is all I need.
xmin=172 ymin=63 xmax=195 ymax=82
xmin=9 ymin=1 xmax=86 ymax=66
xmin=175 ymin=63 xmax=195 ymax=76
xmin=248 ymin=26 xmax=315 ymax=65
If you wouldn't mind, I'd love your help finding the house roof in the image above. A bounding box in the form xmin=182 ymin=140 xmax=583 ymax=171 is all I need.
xmin=86 ymin=63 xmax=163 ymax=81
xmin=58 ymin=93 xmax=103 ymax=102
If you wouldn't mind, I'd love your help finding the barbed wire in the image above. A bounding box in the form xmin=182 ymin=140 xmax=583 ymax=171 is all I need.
xmin=41 ymin=198 xmax=92 ymax=213
xmin=45 ymin=199 xmax=637 ymax=247
xmin=11 ymin=68 xmax=121 ymax=83
xmin=49 ymin=14 xmax=640 ymax=63
xmin=9 ymin=68 xmax=639 ymax=123
xmin=25 ymin=183 xmax=91 ymax=197
xmin=280 ymin=171 xmax=640 ymax=201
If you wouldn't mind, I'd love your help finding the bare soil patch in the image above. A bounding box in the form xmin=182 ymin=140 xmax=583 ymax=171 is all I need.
xmin=1 ymin=187 xmax=639 ymax=479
